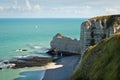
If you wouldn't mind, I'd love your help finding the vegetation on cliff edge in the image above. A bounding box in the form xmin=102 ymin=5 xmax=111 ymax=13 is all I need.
xmin=89 ymin=14 xmax=120 ymax=28
xmin=72 ymin=32 xmax=120 ymax=80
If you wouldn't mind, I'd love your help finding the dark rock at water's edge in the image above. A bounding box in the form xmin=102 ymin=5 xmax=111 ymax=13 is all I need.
xmin=21 ymin=49 xmax=27 ymax=51
xmin=47 ymin=48 xmax=80 ymax=56
xmin=0 ymin=67 xmax=2 ymax=70
xmin=8 ymin=56 xmax=53 ymax=69
xmin=16 ymin=49 xmax=28 ymax=52
xmin=47 ymin=48 xmax=58 ymax=55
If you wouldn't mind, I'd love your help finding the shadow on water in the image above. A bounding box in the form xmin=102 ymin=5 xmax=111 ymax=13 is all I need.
xmin=14 ymin=70 xmax=45 ymax=80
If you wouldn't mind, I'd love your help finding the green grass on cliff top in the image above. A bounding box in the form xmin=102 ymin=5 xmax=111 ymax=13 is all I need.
xmin=89 ymin=14 xmax=120 ymax=28
xmin=72 ymin=32 xmax=120 ymax=80
xmin=89 ymin=14 xmax=120 ymax=20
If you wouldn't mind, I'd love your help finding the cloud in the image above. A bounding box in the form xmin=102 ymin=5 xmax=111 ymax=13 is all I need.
xmin=50 ymin=6 xmax=92 ymax=15
xmin=83 ymin=6 xmax=91 ymax=9
xmin=43 ymin=6 xmax=93 ymax=18
xmin=0 ymin=6 xmax=4 ymax=11
xmin=24 ymin=0 xmax=42 ymax=11
xmin=12 ymin=0 xmax=21 ymax=10
xmin=0 ymin=0 xmax=120 ymax=18
xmin=34 ymin=5 xmax=42 ymax=10
xmin=106 ymin=8 xmax=117 ymax=12
xmin=51 ymin=6 xmax=91 ymax=11
xmin=11 ymin=0 xmax=42 ymax=11
xmin=25 ymin=0 xmax=32 ymax=10
xmin=105 ymin=8 xmax=119 ymax=14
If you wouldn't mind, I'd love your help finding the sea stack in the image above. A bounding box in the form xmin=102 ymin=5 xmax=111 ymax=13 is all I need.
xmin=48 ymin=33 xmax=81 ymax=56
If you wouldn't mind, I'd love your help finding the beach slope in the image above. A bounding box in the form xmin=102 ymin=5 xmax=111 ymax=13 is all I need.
xmin=43 ymin=55 xmax=80 ymax=80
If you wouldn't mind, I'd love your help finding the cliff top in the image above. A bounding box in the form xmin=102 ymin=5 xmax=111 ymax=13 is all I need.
xmin=54 ymin=33 xmax=79 ymax=41
xmin=89 ymin=14 xmax=120 ymax=28
xmin=89 ymin=14 xmax=120 ymax=21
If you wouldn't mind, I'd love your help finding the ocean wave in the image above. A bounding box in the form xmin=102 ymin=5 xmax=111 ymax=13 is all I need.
xmin=13 ymin=55 xmax=33 ymax=59
xmin=0 ymin=60 xmax=16 ymax=69
xmin=26 ymin=44 xmax=50 ymax=51
xmin=26 ymin=44 xmax=42 ymax=49
xmin=16 ymin=49 xmax=27 ymax=52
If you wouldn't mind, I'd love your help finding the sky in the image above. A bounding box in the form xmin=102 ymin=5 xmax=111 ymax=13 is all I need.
xmin=0 ymin=0 xmax=120 ymax=18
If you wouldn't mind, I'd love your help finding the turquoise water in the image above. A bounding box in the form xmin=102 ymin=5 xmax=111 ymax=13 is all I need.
xmin=0 ymin=18 xmax=86 ymax=80
xmin=0 ymin=67 xmax=45 ymax=80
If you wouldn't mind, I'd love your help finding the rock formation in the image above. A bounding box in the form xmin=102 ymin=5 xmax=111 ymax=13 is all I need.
xmin=0 ymin=56 xmax=53 ymax=69
xmin=50 ymin=33 xmax=81 ymax=55
xmin=80 ymin=15 xmax=120 ymax=54
xmin=49 ymin=15 xmax=120 ymax=56
xmin=10 ymin=56 xmax=53 ymax=68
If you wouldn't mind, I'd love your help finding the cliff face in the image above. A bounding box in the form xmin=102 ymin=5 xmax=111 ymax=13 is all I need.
xmin=80 ymin=15 xmax=120 ymax=54
xmin=72 ymin=32 xmax=120 ymax=80
xmin=50 ymin=15 xmax=120 ymax=55
xmin=50 ymin=33 xmax=81 ymax=54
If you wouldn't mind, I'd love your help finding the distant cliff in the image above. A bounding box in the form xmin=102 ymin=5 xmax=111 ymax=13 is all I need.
xmin=50 ymin=33 xmax=81 ymax=54
xmin=72 ymin=32 xmax=120 ymax=80
xmin=80 ymin=15 xmax=120 ymax=54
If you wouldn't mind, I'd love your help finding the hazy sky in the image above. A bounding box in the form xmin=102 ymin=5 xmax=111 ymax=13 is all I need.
xmin=0 ymin=0 xmax=120 ymax=18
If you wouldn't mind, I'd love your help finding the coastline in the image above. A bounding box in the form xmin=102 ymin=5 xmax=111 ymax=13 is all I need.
xmin=0 ymin=18 xmax=83 ymax=80
xmin=0 ymin=54 xmax=80 ymax=80
xmin=42 ymin=55 xmax=80 ymax=80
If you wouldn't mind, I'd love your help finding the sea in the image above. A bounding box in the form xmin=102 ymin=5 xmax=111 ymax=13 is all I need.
xmin=0 ymin=18 xmax=87 ymax=80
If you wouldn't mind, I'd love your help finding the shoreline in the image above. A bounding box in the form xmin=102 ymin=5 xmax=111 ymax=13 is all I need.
xmin=0 ymin=54 xmax=80 ymax=80
xmin=42 ymin=55 xmax=81 ymax=80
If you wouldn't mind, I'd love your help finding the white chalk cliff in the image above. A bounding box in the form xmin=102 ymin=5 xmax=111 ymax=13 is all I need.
xmin=80 ymin=15 xmax=120 ymax=54
xmin=50 ymin=33 xmax=81 ymax=54
xmin=50 ymin=15 xmax=120 ymax=55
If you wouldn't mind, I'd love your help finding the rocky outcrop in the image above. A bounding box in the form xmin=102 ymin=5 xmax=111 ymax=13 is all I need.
xmin=50 ymin=33 xmax=81 ymax=55
xmin=0 ymin=56 xmax=53 ymax=69
xmin=10 ymin=56 xmax=53 ymax=68
xmin=80 ymin=15 xmax=120 ymax=54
